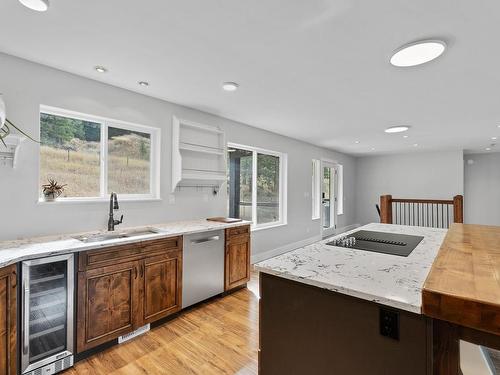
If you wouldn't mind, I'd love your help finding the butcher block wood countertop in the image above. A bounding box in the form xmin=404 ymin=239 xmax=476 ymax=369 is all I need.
xmin=423 ymin=223 xmax=500 ymax=336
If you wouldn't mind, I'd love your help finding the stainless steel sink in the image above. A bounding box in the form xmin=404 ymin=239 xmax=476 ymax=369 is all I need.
xmin=74 ymin=228 xmax=163 ymax=243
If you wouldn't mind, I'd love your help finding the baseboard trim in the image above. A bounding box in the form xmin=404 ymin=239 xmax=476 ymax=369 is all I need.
xmin=251 ymin=224 xmax=361 ymax=264
xmin=251 ymin=235 xmax=321 ymax=264
xmin=322 ymin=223 xmax=361 ymax=239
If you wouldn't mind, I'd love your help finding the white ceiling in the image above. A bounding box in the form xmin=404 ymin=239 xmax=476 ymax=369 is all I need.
xmin=1 ymin=0 xmax=499 ymax=155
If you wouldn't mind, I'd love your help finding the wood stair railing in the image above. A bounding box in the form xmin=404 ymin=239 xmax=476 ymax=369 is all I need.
xmin=380 ymin=195 xmax=463 ymax=229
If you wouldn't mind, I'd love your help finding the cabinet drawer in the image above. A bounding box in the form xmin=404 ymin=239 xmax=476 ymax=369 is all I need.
xmin=226 ymin=225 xmax=250 ymax=238
xmin=78 ymin=236 xmax=182 ymax=271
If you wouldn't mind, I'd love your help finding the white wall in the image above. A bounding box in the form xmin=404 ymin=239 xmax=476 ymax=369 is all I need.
xmin=355 ymin=151 xmax=464 ymax=225
xmin=0 ymin=53 xmax=356 ymax=260
xmin=464 ymin=152 xmax=500 ymax=225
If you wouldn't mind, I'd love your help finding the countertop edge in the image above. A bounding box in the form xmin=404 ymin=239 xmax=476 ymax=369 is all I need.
xmin=254 ymin=265 xmax=422 ymax=314
xmin=0 ymin=220 xmax=251 ymax=268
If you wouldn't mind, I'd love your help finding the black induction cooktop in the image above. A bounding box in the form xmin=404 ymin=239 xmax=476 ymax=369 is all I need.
xmin=326 ymin=230 xmax=424 ymax=257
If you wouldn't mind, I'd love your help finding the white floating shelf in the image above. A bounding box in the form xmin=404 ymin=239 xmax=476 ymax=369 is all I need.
xmin=181 ymin=169 xmax=227 ymax=181
xmin=172 ymin=116 xmax=226 ymax=192
xmin=0 ymin=134 xmax=26 ymax=168
xmin=179 ymin=142 xmax=225 ymax=155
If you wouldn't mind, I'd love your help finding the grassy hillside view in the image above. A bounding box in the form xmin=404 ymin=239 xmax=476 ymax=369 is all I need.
xmin=40 ymin=113 xmax=150 ymax=197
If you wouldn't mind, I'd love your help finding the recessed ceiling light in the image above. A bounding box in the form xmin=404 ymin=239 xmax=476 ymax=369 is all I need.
xmin=413 ymin=143 xmax=419 ymax=147
xmin=19 ymin=0 xmax=49 ymax=11
xmin=138 ymin=81 xmax=149 ymax=87
xmin=385 ymin=125 xmax=410 ymax=133
xmin=94 ymin=66 xmax=107 ymax=73
xmin=371 ymin=147 xmax=376 ymax=151
xmin=403 ymin=135 xmax=409 ymax=138
xmin=486 ymin=147 xmax=492 ymax=151
xmin=355 ymin=140 xmax=360 ymax=144
xmin=222 ymin=82 xmax=239 ymax=92
xmin=390 ymin=40 xmax=446 ymax=67
xmin=492 ymin=137 xmax=498 ymax=140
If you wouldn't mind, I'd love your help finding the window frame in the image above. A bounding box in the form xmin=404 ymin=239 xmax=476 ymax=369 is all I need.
xmin=227 ymin=142 xmax=287 ymax=230
xmin=336 ymin=164 xmax=344 ymax=215
xmin=312 ymin=159 xmax=321 ymax=220
xmin=38 ymin=105 xmax=161 ymax=202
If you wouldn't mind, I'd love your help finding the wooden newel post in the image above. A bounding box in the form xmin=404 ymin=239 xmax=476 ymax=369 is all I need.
xmin=380 ymin=195 xmax=393 ymax=224
xmin=453 ymin=195 xmax=464 ymax=223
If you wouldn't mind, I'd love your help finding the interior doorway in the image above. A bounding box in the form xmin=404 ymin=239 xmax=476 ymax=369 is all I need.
xmin=322 ymin=161 xmax=338 ymax=238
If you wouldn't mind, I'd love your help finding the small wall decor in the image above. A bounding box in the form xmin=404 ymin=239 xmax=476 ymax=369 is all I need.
xmin=0 ymin=94 xmax=39 ymax=147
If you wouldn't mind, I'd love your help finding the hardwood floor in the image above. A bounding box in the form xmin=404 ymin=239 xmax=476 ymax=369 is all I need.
xmin=65 ymin=273 xmax=259 ymax=375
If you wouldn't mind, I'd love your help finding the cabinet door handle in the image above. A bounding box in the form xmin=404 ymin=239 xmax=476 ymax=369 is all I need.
xmin=12 ymin=270 xmax=17 ymax=288
xmin=134 ymin=266 xmax=138 ymax=279
xmin=140 ymin=264 xmax=144 ymax=278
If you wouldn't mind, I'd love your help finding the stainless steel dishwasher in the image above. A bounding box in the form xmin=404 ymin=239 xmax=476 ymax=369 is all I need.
xmin=182 ymin=230 xmax=225 ymax=308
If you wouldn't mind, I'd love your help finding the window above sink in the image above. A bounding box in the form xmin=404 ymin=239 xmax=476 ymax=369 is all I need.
xmin=39 ymin=105 xmax=161 ymax=202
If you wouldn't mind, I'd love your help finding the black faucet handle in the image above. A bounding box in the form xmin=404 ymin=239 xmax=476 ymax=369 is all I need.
xmin=113 ymin=215 xmax=123 ymax=226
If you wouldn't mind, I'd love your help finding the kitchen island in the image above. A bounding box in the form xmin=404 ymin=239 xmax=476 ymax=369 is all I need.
xmin=255 ymin=223 xmax=446 ymax=375
xmin=256 ymin=222 xmax=500 ymax=375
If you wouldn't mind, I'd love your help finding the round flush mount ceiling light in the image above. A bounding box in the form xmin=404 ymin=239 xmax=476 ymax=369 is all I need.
xmin=94 ymin=66 xmax=107 ymax=73
xmin=390 ymin=40 xmax=446 ymax=67
xmin=19 ymin=0 xmax=49 ymax=11
xmin=138 ymin=81 xmax=149 ymax=87
xmin=385 ymin=125 xmax=410 ymax=133
xmin=222 ymin=82 xmax=239 ymax=92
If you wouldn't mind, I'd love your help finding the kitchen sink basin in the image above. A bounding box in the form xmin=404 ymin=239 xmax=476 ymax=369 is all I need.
xmin=74 ymin=228 xmax=164 ymax=243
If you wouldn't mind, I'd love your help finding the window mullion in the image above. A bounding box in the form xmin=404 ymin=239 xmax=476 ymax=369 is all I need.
xmin=252 ymin=150 xmax=258 ymax=227
xmin=101 ymin=123 xmax=108 ymax=197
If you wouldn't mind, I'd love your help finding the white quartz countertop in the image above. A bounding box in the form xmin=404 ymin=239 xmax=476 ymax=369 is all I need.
xmin=254 ymin=223 xmax=447 ymax=314
xmin=0 ymin=219 xmax=251 ymax=268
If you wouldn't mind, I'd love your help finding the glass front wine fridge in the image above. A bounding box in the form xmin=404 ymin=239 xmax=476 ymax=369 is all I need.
xmin=21 ymin=254 xmax=74 ymax=375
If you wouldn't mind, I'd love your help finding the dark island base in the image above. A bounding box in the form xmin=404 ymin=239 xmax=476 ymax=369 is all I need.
xmin=259 ymin=273 xmax=433 ymax=375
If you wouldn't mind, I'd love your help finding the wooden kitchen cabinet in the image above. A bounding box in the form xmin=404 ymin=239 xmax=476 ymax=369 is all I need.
xmin=0 ymin=264 xmax=17 ymax=375
xmin=77 ymin=260 xmax=141 ymax=352
xmin=77 ymin=237 xmax=182 ymax=353
xmin=225 ymin=225 xmax=251 ymax=291
xmin=142 ymin=250 xmax=182 ymax=324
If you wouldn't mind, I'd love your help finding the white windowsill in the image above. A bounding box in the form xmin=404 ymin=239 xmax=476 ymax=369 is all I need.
xmin=37 ymin=197 xmax=162 ymax=205
xmin=251 ymin=222 xmax=287 ymax=232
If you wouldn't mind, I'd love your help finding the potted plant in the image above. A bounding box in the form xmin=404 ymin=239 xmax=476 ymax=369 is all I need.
xmin=41 ymin=178 xmax=67 ymax=201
